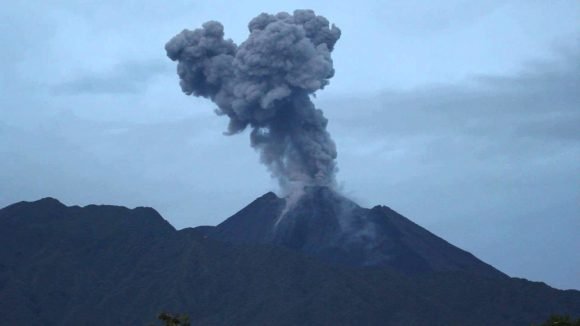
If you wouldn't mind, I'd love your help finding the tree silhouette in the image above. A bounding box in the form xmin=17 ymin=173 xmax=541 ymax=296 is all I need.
xmin=537 ymin=314 xmax=580 ymax=326
xmin=156 ymin=312 xmax=191 ymax=326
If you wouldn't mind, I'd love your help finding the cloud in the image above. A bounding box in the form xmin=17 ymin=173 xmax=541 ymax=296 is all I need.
xmin=330 ymin=44 xmax=579 ymax=149
xmin=371 ymin=0 xmax=504 ymax=34
xmin=322 ymin=46 xmax=580 ymax=289
xmin=52 ymin=60 xmax=171 ymax=95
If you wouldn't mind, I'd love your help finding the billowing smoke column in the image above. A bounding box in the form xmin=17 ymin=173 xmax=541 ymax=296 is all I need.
xmin=165 ymin=10 xmax=341 ymax=192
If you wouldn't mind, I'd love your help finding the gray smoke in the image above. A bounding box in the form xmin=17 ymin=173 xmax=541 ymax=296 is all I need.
xmin=165 ymin=10 xmax=341 ymax=192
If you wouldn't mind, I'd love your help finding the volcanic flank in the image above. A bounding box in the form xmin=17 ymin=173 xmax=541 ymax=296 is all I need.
xmin=203 ymin=186 xmax=505 ymax=278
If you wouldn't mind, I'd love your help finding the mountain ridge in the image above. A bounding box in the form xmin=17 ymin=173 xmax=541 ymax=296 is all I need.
xmin=1 ymin=195 xmax=579 ymax=325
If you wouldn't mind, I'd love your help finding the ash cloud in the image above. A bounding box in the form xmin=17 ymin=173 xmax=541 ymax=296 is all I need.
xmin=165 ymin=10 xmax=341 ymax=192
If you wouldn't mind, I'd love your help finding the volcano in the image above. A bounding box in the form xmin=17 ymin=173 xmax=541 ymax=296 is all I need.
xmin=1 ymin=195 xmax=579 ymax=325
xmin=206 ymin=186 xmax=504 ymax=278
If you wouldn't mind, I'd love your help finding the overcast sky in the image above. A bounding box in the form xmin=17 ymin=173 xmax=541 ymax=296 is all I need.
xmin=1 ymin=0 xmax=578 ymax=290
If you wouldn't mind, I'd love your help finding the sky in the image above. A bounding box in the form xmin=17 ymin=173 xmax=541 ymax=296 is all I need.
xmin=0 ymin=0 xmax=578 ymax=290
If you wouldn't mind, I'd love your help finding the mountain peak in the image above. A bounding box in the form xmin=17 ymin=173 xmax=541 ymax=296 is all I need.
xmin=0 ymin=197 xmax=175 ymax=237
xmin=0 ymin=197 xmax=68 ymax=221
xmin=294 ymin=185 xmax=348 ymax=202
xmin=212 ymin=190 xmax=505 ymax=278
xmin=36 ymin=197 xmax=65 ymax=205
xmin=261 ymin=191 xmax=280 ymax=200
xmin=3 ymin=197 xmax=66 ymax=210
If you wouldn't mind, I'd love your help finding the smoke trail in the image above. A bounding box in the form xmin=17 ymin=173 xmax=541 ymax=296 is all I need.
xmin=165 ymin=10 xmax=341 ymax=192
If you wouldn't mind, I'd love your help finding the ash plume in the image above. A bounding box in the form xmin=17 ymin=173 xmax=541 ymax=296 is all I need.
xmin=165 ymin=10 xmax=341 ymax=192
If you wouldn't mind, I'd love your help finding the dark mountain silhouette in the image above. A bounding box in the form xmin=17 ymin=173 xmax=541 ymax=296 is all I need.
xmin=1 ymin=196 xmax=579 ymax=325
xmin=208 ymin=186 xmax=504 ymax=278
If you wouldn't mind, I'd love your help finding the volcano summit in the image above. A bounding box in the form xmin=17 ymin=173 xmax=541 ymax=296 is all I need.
xmin=203 ymin=186 xmax=505 ymax=278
